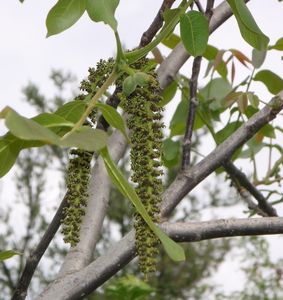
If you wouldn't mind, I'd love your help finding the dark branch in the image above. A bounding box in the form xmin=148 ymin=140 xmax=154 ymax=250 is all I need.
xmin=1 ymin=261 xmax=15 ymax=292
xmin=205 ymin=0 xmax=215 ymax=19
xmin=181 ymin=56 xmax=202 ymax=170
xmin=139 ymin=0 xmax=176 ymax=47
xmin=181 ymin=0 xmax=215 ymax=170
xmin=194 ymin=0 xmax=204 ymax=13
xmin=12 ymin=196 xmax=67 ymax=300
xmin=223 ymin=161 xmax=278 ymax=217
xmin=96 ymin=87 xmax=121 ymax=131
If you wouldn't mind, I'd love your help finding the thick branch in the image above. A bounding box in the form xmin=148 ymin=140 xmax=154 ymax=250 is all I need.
xmin=37 ymin=217 xmax=283 ymax=300
xmin=163 ymin=217 xmax=283 ymax=242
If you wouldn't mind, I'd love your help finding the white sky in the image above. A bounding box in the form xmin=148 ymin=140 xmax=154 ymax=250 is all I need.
xmin=0 ymin=0 xmax=283 ymax=296
xmin=0 ymin=0 xmax=282 ymax=122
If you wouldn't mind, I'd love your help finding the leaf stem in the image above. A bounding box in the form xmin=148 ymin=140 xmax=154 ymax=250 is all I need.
xmin=70 ymin=71 xmax=118 ymax=133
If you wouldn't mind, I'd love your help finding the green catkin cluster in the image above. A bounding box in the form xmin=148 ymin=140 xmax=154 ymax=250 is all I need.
xmin=61 ymin=58 xmax=114 ymax=247
xmin=62 ymin=149 xmax=93 ymax=246
xmin=119 ymin=62 xmax=164 ymax=278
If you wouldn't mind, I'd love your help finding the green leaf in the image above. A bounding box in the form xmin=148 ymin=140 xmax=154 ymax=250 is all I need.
xmin=215 ymin=121 xmax=243 ymax=144
xmin=268 ymin=37 xmax=283 ymax=51
xmin=96 ymin=103 xmax=129 ymax=141
xmin=200 ymin=78 xmax=232 ymax=108
xmin=0 ymin=114 xmax=72 ymax=178
xmin=122 ymin=75 xmax=137 ymax=96
xmin=0 ymin=111 xmax=69 ymax=178
xmin=254 ymin=70 xmax=283 ymax=95
xmin=46 ymin=0 xmax=86 ymax=37
xmin=0 ymin=132 xmax=46 ymax=178
xmin=227 ymin=0 xmax=269 ymax=50
xmin=247 ymin=92 xmax=260 ymax=108
xmin=133 ymin=72 xmax=150 ymax=87
xmin=61 ymin=127 xmax=108 ymax=151
xmin=105 ymin=275 xmax=154 ymax=300
xmin=0 ymin=135 xmax=22 ymax=178
xmin=237 ymin=93 xmax=248 ymax=113
xmin=55 ymin=100 xmax=87 ymax=123
xmin=251 ymin=48 xmax=266 ymax=68
xmin=238 ymin=136 xmax=264 ymax=158
xmin=180 ymin=11 xmax=209 ymax=57
xmin=162 ymin=8 xmax=182 ymax=32
xmin=163 ymin=138 xmax=180 ymax=161
xmin=86 ymin=0 xmax=119 ymax=31
xmin=0 ymin=107 xmax=106 ymax=177
xmin=170 ymin=98 xmax=188 ymax=137
xmin=259 ymin=124 xmax=276 ymax=139
xmin=0 ymin=250 xmax=21 ymax=261
xmin=0 ymin=107 xmax=61 ymax=144
xmin=203 ymin=45 xmax=228 ymax=78
xmin=100 ymin=147 xmax=185 ymax=262
xmin=159 ymin=80 xmax=178 ymax=107
xmin=1 ymin=106 xmax=106 ymax=150
xmin=162 ymin=33 xmax=181 ymax=49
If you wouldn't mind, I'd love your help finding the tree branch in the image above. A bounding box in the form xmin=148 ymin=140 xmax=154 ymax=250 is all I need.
xmin=139 ymin=0 xmax=176 ymax=47
xmin=12 ymin=195 xmax=68 ymax=300
xmin=223 ymin=161 xmax=278 ymax=217
xmin=37 ymin=91 xmax=283 ymax=299
xmin=36 ymin=217 xmax=283 ymax=300
xmin=181 ymin=56 xmax=202 ymax=170
xmin=181 ymin=1 xmax=214 ymax=170
xmin=163 ymin=217 xmax=283 ymax=242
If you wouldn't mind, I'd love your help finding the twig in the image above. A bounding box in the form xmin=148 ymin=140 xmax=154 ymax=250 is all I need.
xmin=67 ymin=71 xmax=118 ymax=133
xmin=12 ymin=196 xmax=68 ymax=300
xmin=264 ymin=154 xmax=283 ymax=180
xmin=1 ymin=261 xmax=15 ymax=292
xmin=96 ymin=87 xmax=121 ymax=131
xmin=236 ymin=187 xmax=269 ymax=217
xmin=254 ymin=176 xmax=283 ymax=186
xmin=194 ymin=0 xmax=204 ymax=13
xmin=223 ymin=161 xmax=278 ymax=217
xmin=181 ymin=56 xmax=202 ymax=170
xmin=139 ymin=0 xmax=176 ymax=47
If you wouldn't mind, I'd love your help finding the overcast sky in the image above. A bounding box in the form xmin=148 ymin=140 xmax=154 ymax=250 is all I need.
xmin=0 ymin=0 xmax=282 ymax=125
